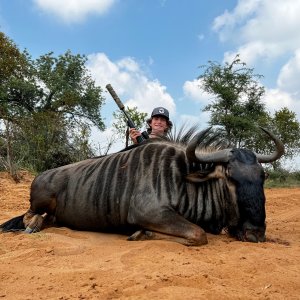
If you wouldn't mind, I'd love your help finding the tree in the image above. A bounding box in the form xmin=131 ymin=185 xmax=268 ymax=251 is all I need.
xmin=272 ymin=107 xmax=300 ymax=158
xmin=0 ymin=32 xmax=29 ymax=83
xmin=198 ymin=55 xmax=300 ymax=168
xmin=0 ymin=32 xmax=105 ymax=173
xmin=13 ymin=112 xmax=89 ymax=172
xmin=34 ymin=50 xmax=105 ymax=129
xmin=112 ymin=106 xmax=148 ymax=147
xmin=0 ymin=32 xmax=32 ymax=180
xmin=198 ymin=55 xmax=266 ymax=147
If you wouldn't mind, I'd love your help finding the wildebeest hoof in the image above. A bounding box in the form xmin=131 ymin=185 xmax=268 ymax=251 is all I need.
xmin=24 ymin=226 xmax=34 ymax=234
xmin=127 ymin=230 xmax=154 ymax=241
xmin=127 ymin=230 xmax=144 ymax=241
xmin=144 ymin=230 xmax=153 ymax=237
xmin=24 ymin=224 xmax=42 ymax=233
xmin=23 ymin=214 xmax=44 ymax=233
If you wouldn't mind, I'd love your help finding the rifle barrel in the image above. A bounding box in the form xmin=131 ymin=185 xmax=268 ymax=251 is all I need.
xmin=106 ymin=84 xmax=124 ymax=110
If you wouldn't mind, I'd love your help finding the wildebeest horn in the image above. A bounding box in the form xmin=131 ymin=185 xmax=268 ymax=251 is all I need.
xmin=186 ymin=126 xmax=284 ymax=164
xmin=186 ymin=128 xmax=233 ymax=163
xmin=255 ymin=127 xmax=285 ymax=163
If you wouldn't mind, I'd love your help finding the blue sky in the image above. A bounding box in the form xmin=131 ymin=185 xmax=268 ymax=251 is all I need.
xmin=1 ymin=0 xmax=300 ymax=167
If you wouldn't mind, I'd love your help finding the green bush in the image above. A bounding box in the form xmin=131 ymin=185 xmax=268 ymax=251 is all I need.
xmin=265 ymin=169 xmax=300 ymax=188
xmin=294 ymin=171 xmax=300 ymax=181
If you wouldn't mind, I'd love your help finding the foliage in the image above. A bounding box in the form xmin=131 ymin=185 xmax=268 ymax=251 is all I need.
xmin=264 ymin=169 xmax=300 ymax=188
xmin=271 ymin=108 xmax=300 ymax=158
xmin=1 ymin=46 xmax=105 ymax=129
xmin=0 ymin=33 xmax=32 ymax=179
xmin=34 ymin=50 xmax=105 ymax=129
xmin=198 ymin=55 xmax=266 ymax=147
xmin=0 ymin=31 xmax=105 ymax=174
xmin=0 ymin=32 xmax=30 ymax=84
xmin=112 ymin=106 xmax=148 ymax=147
xmin=198 ymin=55 xmax=300 ymax=168
xmin=12 ymin=112 xmax=96 ymax=172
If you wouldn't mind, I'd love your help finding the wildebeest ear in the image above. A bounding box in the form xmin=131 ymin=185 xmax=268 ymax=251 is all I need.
xmin=186 ymin=165 xmax=226 ymax=183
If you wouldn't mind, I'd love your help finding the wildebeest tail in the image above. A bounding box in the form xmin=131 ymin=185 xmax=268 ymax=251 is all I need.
xmin=0 ymin=214 xmax=25 ymax=232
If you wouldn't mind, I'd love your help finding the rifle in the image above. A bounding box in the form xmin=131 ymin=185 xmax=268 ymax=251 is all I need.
xmin=106 ymin=84 xmax=149 ymax=144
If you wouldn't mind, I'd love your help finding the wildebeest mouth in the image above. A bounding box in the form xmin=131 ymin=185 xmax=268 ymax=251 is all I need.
xmin=228 ymin=222 xmax=266 ymax=243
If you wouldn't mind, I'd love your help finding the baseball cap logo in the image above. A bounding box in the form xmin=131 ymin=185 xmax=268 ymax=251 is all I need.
xmin=158 ymin=108 xmax=164 ymax=114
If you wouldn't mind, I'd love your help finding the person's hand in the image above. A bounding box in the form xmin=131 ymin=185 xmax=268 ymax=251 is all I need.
xmin=129 ymin=128 xmax=142 ymax=144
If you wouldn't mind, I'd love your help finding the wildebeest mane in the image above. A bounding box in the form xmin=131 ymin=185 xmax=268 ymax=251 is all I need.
xmin=95 ymin=125 xmax=233 ymax=159
xmin=166 ymin=124 xmax=233 ymax=151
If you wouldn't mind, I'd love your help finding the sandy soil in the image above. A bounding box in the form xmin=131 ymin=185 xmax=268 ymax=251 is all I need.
xmin=0 ymin=171 xmax=299 ymax=300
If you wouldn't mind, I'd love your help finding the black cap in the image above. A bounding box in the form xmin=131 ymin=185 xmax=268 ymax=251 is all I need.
xmin=151 ymin=107 xmax=169 ymax=120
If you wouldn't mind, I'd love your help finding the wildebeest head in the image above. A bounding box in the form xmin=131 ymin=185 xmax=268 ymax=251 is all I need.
xmin=186 ymin=127 xmax=284 ymax=243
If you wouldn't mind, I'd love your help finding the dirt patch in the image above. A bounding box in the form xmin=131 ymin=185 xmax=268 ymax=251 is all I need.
xmin=0 ymin=171 xmax=299 ymax=299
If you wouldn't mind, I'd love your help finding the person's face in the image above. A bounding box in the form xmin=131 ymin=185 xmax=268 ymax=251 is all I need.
xmin=150 ymin=116 xmax=168 ymax=134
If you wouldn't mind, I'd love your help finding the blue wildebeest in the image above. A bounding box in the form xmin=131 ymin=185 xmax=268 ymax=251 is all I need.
xmin=0 ymin=127 xmax=284 ymax=246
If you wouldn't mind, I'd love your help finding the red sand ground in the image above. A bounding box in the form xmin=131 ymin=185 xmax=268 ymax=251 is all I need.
xmin=0 ymin=171 xmax=299 ymax=300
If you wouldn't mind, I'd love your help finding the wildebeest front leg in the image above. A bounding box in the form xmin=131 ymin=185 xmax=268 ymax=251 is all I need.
xmin=23 ymin=181 xmax=57 ymax=233
xmin=128 ymin=229 xmax=207 ymax=246
xmin=23 ymin=209 xmax=44 ymax=233
xmin=128 ymin=210 xmax=208 ymax=246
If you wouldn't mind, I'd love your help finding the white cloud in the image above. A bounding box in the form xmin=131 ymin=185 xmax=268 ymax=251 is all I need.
xmin=180 ymin=79 xmax=213 ymax=128
xmin=214 ymin=0 xmax=300 ymax=64
xmin=178 ymin=113 xmax=210 ymax=130
xmin=277 ymin=49 xmax=300 ymax=95
xmin=182 ymin=79 xmax=212 ymax=105
xmin=33 ymin=0 xmax=115 ymax=23
xmin=86 ymin=52 xmax=176 ymax=116
xmin=90 ymin=126 xmax=123 ymax=154
xmin=263 ymin=88 xmax=300 ymax=118
xmin=117 ymin=57 xmax=140 ymax=73
xmin=213 ymin=0 xmax=261 ymax=42
xmin=223 ymin=41 xmax=280 ymax=66
xmin=212 ymin=0 xmax=300 ymax=125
